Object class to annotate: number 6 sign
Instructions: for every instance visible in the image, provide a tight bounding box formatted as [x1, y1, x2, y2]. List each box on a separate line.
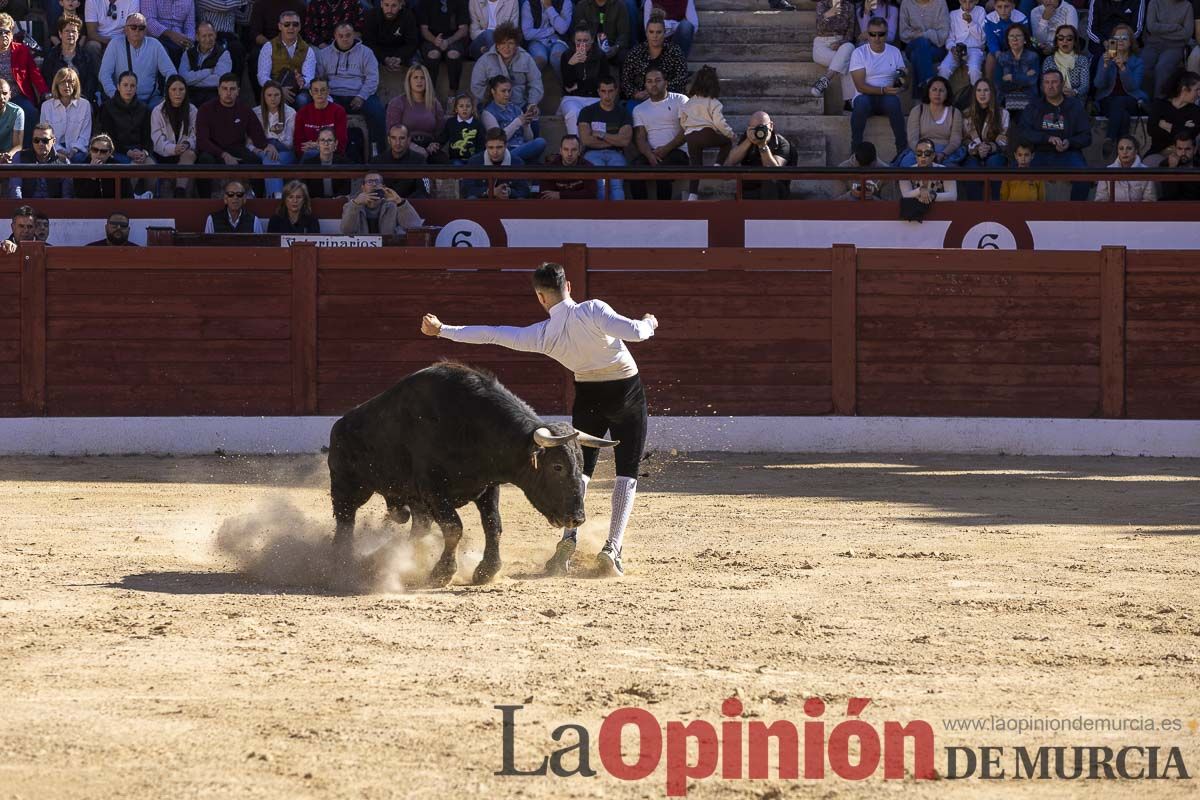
[436, 219, 492, 248]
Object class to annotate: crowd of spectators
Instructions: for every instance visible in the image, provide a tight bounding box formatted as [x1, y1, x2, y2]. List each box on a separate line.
[0, 0, 1195, 210]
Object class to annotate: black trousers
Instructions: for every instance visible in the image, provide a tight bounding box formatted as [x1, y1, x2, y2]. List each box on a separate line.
[629, 147, 688, 200]
[572, 374, 648, 479]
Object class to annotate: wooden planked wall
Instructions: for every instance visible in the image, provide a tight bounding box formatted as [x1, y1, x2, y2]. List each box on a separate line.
[0, 260, 17, 414]
[1126, 251, 1200, 418]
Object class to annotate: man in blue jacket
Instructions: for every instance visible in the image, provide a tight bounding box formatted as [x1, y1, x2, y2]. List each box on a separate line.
[1018, 69, 1092, 200]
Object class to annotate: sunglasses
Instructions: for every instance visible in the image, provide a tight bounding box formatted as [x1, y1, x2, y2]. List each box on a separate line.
[282, 21, 300, 27]
[127, 24, 146, 31]
[867, 31, 887, 38]
[915, 149, 935, 157]
[225, 191, 246, 198]
[32, 136, 53, 144]
[1112, 34, 1130, 40]
[1056, 34, 1074, 40]
[107, 0, 118, 19]
[90, 146, 111, 153]
[108, 220, 129, 228]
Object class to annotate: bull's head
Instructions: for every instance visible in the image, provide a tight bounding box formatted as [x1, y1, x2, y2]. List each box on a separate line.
[518, 423, 618, 529]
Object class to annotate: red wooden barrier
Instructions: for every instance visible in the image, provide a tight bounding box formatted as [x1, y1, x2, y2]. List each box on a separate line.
[2, 243, 1196, 419]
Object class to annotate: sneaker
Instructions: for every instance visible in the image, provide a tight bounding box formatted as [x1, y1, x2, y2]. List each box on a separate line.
[769, 0, 796, 9]
[810, 75, 830, 97]
[543, 537, 576, 576]
[133, 190, 153, 200]
[596, 543, 624, 578]
[685, 192, 699, 201]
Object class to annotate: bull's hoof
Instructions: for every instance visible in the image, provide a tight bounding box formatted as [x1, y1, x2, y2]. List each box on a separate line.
[385, 503, 411, 525]
[472, 558, 502, 585]
[427, 561, 456, 588]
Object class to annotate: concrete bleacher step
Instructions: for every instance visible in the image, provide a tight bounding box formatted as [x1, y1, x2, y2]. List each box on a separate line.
[722, 94, 823, 116]
[696, 0, 816, 9]
[691, 42, 813, 62]
[696, 10, 816, 42]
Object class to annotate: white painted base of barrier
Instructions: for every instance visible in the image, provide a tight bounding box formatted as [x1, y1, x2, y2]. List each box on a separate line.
[0, 417, 1197, 457]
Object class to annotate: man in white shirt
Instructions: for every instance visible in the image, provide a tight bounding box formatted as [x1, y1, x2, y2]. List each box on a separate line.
[848, 16, 908, 159]
[630, 68, 688, 200]
[421, 262, 659, 578]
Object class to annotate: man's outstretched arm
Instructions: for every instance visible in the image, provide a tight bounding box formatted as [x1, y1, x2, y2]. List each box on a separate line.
[421, 314, 546, 353]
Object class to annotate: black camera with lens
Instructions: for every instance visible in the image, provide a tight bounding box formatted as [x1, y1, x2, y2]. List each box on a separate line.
[751, 124, 770, 143]
[893, 68, 907, 89]
[953, 42, 967, 61]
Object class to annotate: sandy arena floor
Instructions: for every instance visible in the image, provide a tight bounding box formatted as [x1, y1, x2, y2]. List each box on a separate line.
[1, 452, 1198, 799]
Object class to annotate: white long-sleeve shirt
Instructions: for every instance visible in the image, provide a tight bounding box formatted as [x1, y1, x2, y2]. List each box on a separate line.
[947, 5, 986, 49]
[439, 297, 656, 382]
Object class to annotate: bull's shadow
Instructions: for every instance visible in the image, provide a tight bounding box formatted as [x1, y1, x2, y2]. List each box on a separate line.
[107, 570, 342, 596]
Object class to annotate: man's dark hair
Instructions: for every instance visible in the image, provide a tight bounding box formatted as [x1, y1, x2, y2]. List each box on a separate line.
[597, 75, 617, 88]
[485, 127, 507, 144]
[218, 72, 240, 86]
[532, 262, 567, 293]
[644, 68, 665, 82]
[12, 205, 34, 220]
[34, 211, 49, 222]
[853, 142, 877, 166]
[494, 21, 520, 45]
[1172, 129, 1196, 145]
[108, 211, 130, 222]
[560, 134, 580, 146]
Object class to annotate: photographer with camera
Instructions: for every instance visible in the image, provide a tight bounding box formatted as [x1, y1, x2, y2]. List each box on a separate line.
[723, 111, 799, 199]
[836, 141, 896, 200]
[848, 16, 908, 159]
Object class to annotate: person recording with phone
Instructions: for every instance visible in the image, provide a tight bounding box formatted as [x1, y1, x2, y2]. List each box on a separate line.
[723, 110, 798, 200]
[340, 171, 424, 234]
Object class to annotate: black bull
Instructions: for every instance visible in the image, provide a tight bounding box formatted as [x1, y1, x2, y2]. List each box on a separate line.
[327, 362, 616, 586]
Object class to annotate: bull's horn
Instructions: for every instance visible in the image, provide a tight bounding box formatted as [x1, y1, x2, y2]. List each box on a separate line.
[576, 430, 619, 449]
[533, 427, 579, 448]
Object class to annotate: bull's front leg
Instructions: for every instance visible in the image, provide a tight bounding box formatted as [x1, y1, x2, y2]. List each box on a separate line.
[427, 501, 464, 588]
[472, 484, 503, 585]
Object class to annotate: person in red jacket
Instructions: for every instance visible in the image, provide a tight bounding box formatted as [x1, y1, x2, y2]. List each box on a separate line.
[293, 76, 348, 157]
[0, 15, 49, 147]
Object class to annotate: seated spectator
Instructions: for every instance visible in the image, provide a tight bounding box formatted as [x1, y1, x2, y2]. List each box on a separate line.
[939, 0, 986, 86]
[418, 0, 470, 95]
[0, 79, 23, 163]
[371, 124, 430, 198]
[84, 0, 139, 59]
[898, 0, 949, 100]
[72, 133, 131, 198]
[900, 138, 958, 207]
[1030, 0, 1078, 57]
[629, 68, 688, 200]
[1086, 0, 1146, 60]
[196, 0, 250, 79]
[0, 15, 46, 145]
[982, 0, 1028, 81]
[197, 73, 280, 196]
[254, 81, 298, 197]
[293, 77, 348, 160]
[141, 0, 196, 65]
[837, 141, 894, 200]
[848, 16, 907, 159]
[365, 0, 421, 74]
[461, 127, 531, 198]
[41, 67, 92, 163]
[996, 26, 1039, 120]
[855, 0, 899, 45]
[620, 11, 689, 101]
[556, 26, 610, 135]
[642, 0, 697, 59]
[34, 211, 50, 244]
[384, 64, 445, 154]
[0, 204, 36, 254]
[1095, 134, 1156, 200]
[1158, 130, 1200, 200]
[267, 180, 321, 233]
[302, 127, 354, 198]
[680, 65, 736, 201]
[1093, 23, 1147, 159]
[317, 22, 386, 160]
[1018, 68, 1091, 200]
[9, 123, 72, 199]
[257, 10, 316, 107]
[303, 0, 364, 49]
[341, 171, 425, 231]
[522, 0, 572, 78]
[540, 134, 597, 199]
[99, 13, 174, 106]
[205, 180, 265, 233]
[812, 0, 862, 102]
[180, 21, 232, 107]
[897, 76, 964, 166]
[436, 92, 486, 164]
[249, 0, 308, 61]
[87, 211, 138, 245]
[962, 77, 1010, 198]
[468, 0, 519, 59]
[481, 75, 546, 162]
[99, 72, 155, 168]
[1042, 24, 1090, 98]
[724, 111, 799, 199]
[470, 23, 544, 113]
[42, 15, 101, 106]
[151, 75, 198, 197]
[573, 0, 632, 67]
[1144, 71, 1200, 165]
[577, 76, 631, 200]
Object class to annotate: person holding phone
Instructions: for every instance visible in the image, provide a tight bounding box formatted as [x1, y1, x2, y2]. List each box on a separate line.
[556, 24, 609, 135]
[340, 171, 425, 234]
[1093, 22, 1146, 159]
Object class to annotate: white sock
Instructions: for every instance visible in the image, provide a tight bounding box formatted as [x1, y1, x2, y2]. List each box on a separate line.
[563, 474, 590, 541]
[606, 477, 637, 555]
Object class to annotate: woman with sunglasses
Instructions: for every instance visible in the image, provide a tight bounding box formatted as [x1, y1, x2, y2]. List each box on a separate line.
[1030, 0, 1078, 56]
[72, 133, 133, 198]
[0, 13, 48, 147]
[41, 14, 101, 107]
[41, 67, 92, 163]
[151, 75, 198, 197]
[1093, 22, 1147, 159]
[1041, 24, 1090, 99]
[900, 136, 958, 205]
